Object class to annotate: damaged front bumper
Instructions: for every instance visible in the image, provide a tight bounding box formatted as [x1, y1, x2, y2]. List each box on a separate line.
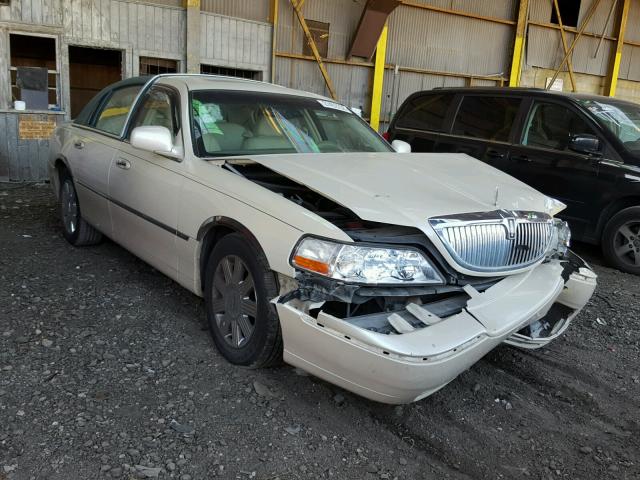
[275, 254, 596, 404]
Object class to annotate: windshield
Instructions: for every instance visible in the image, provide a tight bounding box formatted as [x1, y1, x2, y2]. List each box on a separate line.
[578, 98, 640, 155]
[190, 90, 392, 157]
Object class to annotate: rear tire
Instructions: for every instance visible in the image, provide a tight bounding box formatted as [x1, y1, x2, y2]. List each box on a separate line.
[204, 233, 282, 368]
[602, 206, 640, 275]
[59, 171, 103, 246]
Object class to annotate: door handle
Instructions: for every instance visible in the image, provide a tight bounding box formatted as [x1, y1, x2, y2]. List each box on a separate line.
[116, 158, 131, 170]
[512, 155, 531, 163]
[486, 149, 505, 159]
[74, 140, 84, 149]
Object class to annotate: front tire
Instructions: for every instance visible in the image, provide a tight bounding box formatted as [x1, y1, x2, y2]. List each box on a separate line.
[59, 172, 103, 246]
[204, 233, 282, 368]
[602, 206, 640, 275]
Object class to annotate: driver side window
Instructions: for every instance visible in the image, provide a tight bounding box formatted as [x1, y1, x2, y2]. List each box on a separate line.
[522, 102, 596, 152]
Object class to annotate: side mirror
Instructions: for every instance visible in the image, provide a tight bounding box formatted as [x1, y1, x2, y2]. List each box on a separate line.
[131, 126, 174, 155]
[391, 139, 412, 153]
[568, 134, 600, 155]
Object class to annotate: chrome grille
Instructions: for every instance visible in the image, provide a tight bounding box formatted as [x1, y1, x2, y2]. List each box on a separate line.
[429, 211, 554, 273]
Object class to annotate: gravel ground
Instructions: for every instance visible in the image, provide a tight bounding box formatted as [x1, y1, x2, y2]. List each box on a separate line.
[1, 183, 639, 480]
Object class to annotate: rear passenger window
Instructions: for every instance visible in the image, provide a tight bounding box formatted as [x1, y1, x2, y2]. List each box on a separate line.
[452, 96, 521, 142]
[395, 93, 454, 132]
[94, 86, 142, 136]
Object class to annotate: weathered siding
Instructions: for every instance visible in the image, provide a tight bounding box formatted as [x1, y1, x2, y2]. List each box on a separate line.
[201, 0, 270, 23]
[0, 112, 64, 181]
[200, 12, 272, 77]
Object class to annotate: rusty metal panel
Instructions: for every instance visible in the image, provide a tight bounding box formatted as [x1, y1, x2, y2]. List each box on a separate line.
[201, 0, 271, 23]
[349, 0, 400, 59]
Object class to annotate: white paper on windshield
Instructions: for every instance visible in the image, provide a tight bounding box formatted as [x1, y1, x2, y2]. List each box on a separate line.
[317, 99, 352, 113]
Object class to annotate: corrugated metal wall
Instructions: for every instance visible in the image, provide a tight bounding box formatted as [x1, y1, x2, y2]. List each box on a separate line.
[201, 0, 271, 23]
[526, 0, 617, 78]
[200, 12, 272, 78]
[274, 0, 371, 108]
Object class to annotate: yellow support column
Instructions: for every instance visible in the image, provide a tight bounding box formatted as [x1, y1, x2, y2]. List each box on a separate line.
[270, 0, 279, 83]
[607, 0, 630, 97]
[370, 23, 388, 131]
[509, 0, 528, 87]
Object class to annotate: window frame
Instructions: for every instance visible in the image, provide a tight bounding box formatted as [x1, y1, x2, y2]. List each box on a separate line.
[518, 97, 609, 157]
[8, 31, 61, 112]
[125, 85, 182, 140]
[449, 93, 524, 144]
[90, 84, 146, 138]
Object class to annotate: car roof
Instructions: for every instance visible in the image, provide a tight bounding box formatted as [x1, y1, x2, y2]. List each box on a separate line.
[151, 74, 331, 100]
[419, 86, 638, 105]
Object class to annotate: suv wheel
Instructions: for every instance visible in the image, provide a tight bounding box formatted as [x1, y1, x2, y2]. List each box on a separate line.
[602, 206, 640, 275]
[59, 172, 103, 246]
[204, 233, 282, 368]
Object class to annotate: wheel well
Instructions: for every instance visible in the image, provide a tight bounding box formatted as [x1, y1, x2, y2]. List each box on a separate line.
[598, 197, 640, 239]
[197, 218, 266, 292]
[199, 225, 235, 290]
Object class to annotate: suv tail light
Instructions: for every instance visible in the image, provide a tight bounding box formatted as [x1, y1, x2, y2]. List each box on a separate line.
[382, 131, 390, 141]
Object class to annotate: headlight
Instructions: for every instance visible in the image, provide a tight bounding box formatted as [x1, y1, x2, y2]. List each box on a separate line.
[291, 236, 444, 285]
[548, 219, 571, 257]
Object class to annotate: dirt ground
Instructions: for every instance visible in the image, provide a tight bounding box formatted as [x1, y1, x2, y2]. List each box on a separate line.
[0, 183, 638, 480]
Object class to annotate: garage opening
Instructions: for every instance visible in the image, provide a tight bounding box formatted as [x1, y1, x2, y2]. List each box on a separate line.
[69, 46, 122, 118]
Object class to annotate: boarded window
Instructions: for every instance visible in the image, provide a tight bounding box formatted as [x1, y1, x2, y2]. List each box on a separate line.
[452, 96, 521, 142]
[550, 0, 581, 28]
[395, 94, 455, 132]
[302, 20, 329, 58]
[0, 0, 11, 6]
[200, 64, 262, 80]
[140, 57, 178, 75]
[9, 34, 58, 110]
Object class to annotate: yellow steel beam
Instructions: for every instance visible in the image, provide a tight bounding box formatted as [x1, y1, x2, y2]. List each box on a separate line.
[290, 0, 337, 99]
[552, 0, 577, 91]
[546, 0, 602, 90]
[509, 0, 528, 87]
[370, 23, 388, 131]
[607, 0, 630, 97]
[270, 0, 279, 83]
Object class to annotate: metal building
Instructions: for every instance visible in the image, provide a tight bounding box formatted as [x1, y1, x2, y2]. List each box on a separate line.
[1, 0, 638, 181]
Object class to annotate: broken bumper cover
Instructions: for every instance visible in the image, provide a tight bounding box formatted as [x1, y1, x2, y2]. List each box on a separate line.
[276, 258, 596, 404]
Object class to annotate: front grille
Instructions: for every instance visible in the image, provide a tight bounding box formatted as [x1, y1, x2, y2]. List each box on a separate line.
[429, 211, 554, 273]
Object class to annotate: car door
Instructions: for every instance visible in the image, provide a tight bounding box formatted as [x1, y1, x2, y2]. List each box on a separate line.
[434, 94, 522, 172]
[108, 85, 185, 279]
[67, 85, 142, 236]
[389, 92, 455, 152]
[508, 99, 609, 239]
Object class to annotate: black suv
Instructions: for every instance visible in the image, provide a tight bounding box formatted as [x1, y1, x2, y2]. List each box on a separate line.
[387, 87, 640, 275]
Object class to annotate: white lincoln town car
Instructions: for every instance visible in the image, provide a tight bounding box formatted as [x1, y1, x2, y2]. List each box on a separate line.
[49, 75, 597, 404]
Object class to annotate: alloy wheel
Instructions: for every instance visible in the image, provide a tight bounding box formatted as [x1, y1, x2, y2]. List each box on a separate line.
[61, 181, 79, 235]
[613, 221, 640, 267]
[211, 255, 257, 348]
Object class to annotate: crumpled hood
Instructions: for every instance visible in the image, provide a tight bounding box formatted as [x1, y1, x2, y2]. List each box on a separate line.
[246, 152, 563, 227]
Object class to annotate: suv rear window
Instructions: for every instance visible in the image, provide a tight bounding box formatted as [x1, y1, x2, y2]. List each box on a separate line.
[452, 96, 521, 142]
[395, 93, 454, 132]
